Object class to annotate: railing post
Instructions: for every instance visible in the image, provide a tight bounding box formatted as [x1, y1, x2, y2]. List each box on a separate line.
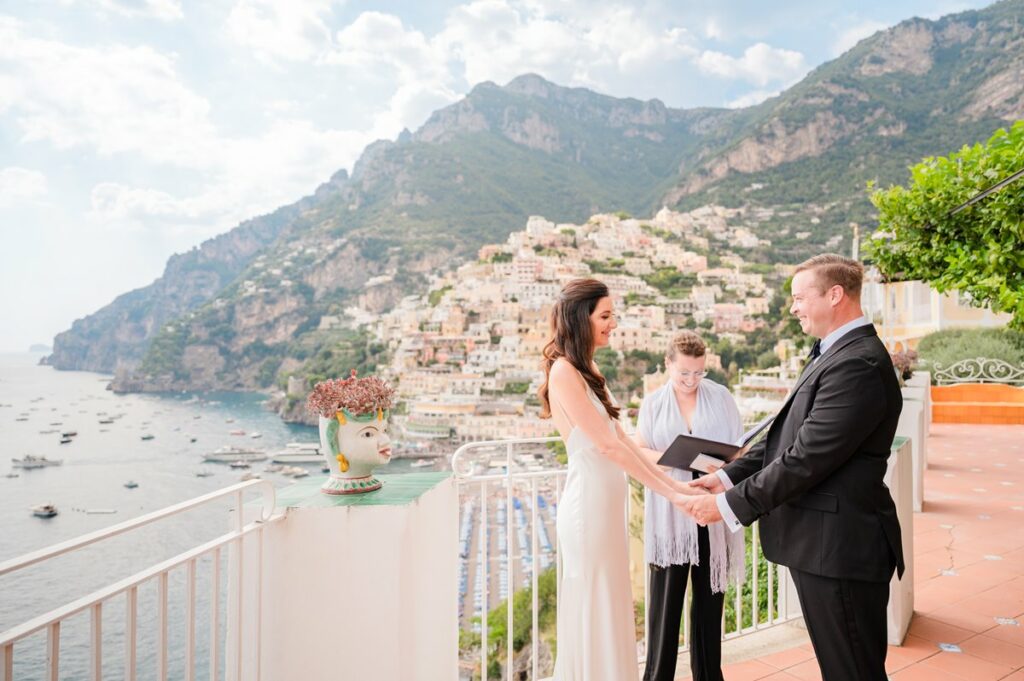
[90, 602, 102, 681]
[125, 586, 138, 681]
[46, 622, 59, 681]
[530, 477, 539, 681]
[1, 642, 11, 681]
[186, 559, 196, 681]
[210, 548, 221, 681]
[751, 530, 760, 630]
[234, 491, 244, 681]
[158, 572, 169, 681]
[480, 480, 489, 681]
[505, 442, 514, 678]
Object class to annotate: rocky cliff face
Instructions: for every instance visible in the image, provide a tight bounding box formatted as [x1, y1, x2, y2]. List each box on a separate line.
[662, 0, 1024, 254]
[55, 0, 1024, 394]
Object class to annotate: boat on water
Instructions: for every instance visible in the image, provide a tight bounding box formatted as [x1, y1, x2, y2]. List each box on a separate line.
[250, 432, 262, 439]
[239, 472, 260, 481]
[59, 438, 72, 444]
[195, 470, 214, 478]
[12, 455, 63, 468]
[61, 431, 77, 437]
[4, 472, 19, 478]
[271, 442, 322, 464]
[229, 460, 251, 469]
[229, 429, 246, 436]
[32, 504, 58, 518]
[410, 459, 434, 468]
[203, 446, 268, 463]
[141, 434, 155, 441]
[124, 481, 139, 489]
[99, 419, 114, 424]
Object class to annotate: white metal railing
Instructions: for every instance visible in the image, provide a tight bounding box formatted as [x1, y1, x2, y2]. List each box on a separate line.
[0, 480, 280, 681]
[451, 437, 798, 680]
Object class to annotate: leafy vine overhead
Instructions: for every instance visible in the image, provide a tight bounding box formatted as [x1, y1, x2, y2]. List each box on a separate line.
[869, 121, 1024, 330]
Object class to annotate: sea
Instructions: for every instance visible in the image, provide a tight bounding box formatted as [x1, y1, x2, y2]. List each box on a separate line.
[0, 352, 438, 680]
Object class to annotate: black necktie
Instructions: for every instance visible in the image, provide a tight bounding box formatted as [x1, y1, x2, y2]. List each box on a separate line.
[809, 339, 822, 360]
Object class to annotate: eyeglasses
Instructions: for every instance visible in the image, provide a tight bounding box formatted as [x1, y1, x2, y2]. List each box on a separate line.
[675, 371, 707, 381]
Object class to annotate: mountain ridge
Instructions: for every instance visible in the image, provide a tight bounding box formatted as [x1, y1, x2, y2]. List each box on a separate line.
[47, 0, 1024, 392]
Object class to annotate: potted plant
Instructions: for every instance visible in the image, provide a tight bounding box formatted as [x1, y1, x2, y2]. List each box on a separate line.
[307, 370, 396, 495]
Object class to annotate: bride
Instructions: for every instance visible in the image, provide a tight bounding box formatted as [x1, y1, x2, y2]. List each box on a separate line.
[539, 278, 702, 681]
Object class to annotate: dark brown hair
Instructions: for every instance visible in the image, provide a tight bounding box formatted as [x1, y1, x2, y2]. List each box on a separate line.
[794, 253, 864, 299]
[539, 278, 620, 420]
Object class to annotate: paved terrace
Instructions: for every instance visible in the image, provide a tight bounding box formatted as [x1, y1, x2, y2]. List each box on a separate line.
[675, 424, 1024, 680]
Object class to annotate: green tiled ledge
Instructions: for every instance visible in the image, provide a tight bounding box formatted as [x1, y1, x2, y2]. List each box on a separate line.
[274, 472, 451, 509]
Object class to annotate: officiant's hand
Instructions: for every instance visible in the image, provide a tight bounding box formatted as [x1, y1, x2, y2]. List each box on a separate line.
[680, 494, 723, 526]
[688, 473, 725, 494]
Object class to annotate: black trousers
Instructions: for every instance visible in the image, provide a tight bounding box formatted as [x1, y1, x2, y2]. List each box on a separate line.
[790, 568, 890, 681]
[643, 524, 724, 681]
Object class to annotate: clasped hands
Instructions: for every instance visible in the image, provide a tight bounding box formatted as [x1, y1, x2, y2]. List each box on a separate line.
[670, 472, 725, 526]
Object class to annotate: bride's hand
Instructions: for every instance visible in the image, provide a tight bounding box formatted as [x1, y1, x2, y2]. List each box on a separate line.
[672, 478, 707, 496]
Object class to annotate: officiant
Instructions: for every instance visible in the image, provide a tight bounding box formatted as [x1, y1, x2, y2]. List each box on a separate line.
[633, 331, 746, 681]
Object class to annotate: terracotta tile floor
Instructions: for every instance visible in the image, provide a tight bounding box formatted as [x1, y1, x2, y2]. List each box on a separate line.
[682, 424, 1024, 680]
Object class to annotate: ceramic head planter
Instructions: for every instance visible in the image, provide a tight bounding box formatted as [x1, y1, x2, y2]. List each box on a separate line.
[307, 370, 397, 495]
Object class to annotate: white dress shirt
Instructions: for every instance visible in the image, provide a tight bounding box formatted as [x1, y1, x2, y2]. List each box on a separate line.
[714, 316, 872, 532]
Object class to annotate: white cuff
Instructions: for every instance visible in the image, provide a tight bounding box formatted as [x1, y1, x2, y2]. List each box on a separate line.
[716, 468, 734, 490]
[716, 493, 744, 534]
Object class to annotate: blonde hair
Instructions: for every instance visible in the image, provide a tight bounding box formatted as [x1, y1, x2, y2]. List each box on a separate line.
[794, 253, 864, 298]
[666, 330, 706, 359]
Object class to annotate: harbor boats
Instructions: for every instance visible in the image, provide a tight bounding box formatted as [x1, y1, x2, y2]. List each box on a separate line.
[4, 472, 19, 478]
[59, 438, 72, 444]
[410, 459, 434, 468]
[31, 504, 58, 518]
[239, 471, 260, 481]
[12, 455, 62, 468]
[141, 434, 155, 441]
[61, 431, 77, 437]
[229, 460, 251, 469]
[98, 419, 114, 424]
[195, 470, 214, 478]
[229, 429, 246, 436]
[203, 446, 268, 463]
[271, 442, 322, 464]
[124, 481, 139, 489]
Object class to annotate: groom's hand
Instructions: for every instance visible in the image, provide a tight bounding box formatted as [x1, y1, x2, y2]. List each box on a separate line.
[688, 473, 725, 495]
[681, 494, 724, 526]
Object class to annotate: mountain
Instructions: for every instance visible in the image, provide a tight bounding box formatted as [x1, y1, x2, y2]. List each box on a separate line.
[47, 0, 1024, 393]
[665, 0, 1024, 259]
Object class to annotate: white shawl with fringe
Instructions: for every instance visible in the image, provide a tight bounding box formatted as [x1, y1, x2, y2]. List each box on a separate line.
[638, 379, 746, 592]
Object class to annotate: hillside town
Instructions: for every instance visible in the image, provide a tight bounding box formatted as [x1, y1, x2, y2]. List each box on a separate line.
[329, 206, 808, 444]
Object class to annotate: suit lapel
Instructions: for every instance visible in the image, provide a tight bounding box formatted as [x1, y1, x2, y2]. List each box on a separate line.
[778, 325, 878, 414]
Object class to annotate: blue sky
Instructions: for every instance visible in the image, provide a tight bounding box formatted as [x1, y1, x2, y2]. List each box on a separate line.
[0, 0, 992, 352]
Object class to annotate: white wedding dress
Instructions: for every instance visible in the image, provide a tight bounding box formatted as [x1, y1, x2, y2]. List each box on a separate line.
[553, 379, 639, 681]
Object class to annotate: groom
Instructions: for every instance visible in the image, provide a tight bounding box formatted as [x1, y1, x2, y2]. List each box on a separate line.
[684, 254, 904, 681]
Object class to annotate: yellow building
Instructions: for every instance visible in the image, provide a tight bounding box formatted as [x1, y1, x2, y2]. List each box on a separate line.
[863, 278, 1011, 351]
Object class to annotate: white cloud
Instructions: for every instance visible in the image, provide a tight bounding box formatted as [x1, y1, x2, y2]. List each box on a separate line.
[0, 17, 214, 165]
[726, 89, 781, 109]
[833, 20, 890, 56]
[0, 167, 48, 204]
[63, 0, 184, 22]
[697, 42, 808, 88]
[226, 0, 334, 63]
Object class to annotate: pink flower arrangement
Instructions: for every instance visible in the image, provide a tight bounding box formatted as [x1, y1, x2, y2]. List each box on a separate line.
[306, 369, 396, 419]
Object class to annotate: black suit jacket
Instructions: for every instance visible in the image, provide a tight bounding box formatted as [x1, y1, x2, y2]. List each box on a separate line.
[723, 324, 905, 583]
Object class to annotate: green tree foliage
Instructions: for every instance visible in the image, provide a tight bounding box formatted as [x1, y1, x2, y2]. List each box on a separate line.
[869, 122, 1024, 330]
[916, 327, 1024, 374]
